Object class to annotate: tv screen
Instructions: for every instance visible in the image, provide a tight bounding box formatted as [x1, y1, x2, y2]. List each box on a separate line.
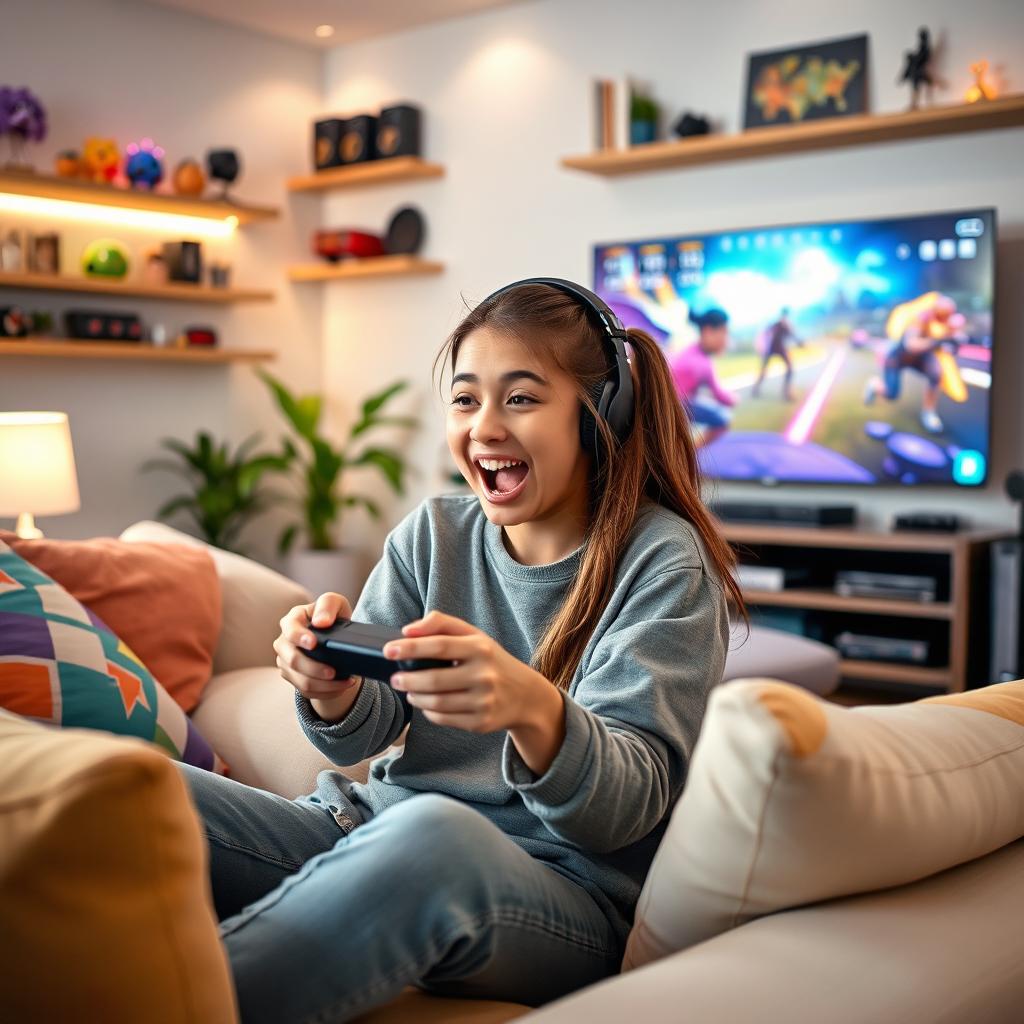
[593, 208, 995, 486]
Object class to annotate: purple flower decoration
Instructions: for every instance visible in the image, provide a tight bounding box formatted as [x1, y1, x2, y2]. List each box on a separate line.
[0, 86, 47, 164]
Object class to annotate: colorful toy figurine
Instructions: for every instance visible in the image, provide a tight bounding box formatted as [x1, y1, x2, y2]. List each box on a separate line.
[82, 137, 120, 183]
[124, 138, 165, 190]
[54, 149, 81, 177]
[965, 61, 997, 103]
[81, 238, 129, 278]
[172, 158, 206, 196]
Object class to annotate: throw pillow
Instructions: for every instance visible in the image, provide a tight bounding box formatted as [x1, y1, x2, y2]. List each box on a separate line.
[0, 708, 238, 1023]
[0, 529, 221, 713]
[0, 539, 226, 773]
[623, 677, 1024, 970]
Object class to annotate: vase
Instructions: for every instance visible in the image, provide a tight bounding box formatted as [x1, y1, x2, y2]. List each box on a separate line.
[286, 547, 366, 605]
[630, 120, 657, 145]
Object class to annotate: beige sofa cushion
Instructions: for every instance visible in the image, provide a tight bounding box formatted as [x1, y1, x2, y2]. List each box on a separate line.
[119, 521, 311, 677]
[0, 708, 237, 1023]
[624, 677, 1024, 970]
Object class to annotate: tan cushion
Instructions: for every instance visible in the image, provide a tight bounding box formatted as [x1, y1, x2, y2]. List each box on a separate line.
[119, 520, 311, 677]
[1, 529, 221, 713]
[0, 708, 237, 1023]
[624, 677, 1024, 970]
[353, 987, 530, 1023]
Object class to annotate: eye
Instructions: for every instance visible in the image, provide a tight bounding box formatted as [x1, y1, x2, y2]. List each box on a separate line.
[508, 393, 536, 406]
[450, 393, 476, 407]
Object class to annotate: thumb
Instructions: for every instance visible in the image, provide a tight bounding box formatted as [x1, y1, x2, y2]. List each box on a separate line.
[310, 592, 352, 628]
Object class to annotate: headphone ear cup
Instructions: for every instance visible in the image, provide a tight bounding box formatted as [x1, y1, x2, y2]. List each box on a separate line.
[580, 380, 607, 455]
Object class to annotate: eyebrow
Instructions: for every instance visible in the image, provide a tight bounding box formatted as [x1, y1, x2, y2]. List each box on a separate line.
[451, 370, 549, 387]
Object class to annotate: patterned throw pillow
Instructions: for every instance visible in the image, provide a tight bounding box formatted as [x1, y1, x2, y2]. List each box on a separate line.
[0, 540, 226, 773]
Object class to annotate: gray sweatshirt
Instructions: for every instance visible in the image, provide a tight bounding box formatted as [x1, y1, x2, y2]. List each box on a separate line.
[296, 494, 728, 943]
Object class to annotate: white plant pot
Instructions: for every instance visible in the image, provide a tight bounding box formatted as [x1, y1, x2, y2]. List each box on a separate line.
[286, 547, 366, 605]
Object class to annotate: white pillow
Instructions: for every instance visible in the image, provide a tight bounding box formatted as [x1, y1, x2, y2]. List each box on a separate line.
[624, 677, 1024, 970]
[120, 520, 311, 676]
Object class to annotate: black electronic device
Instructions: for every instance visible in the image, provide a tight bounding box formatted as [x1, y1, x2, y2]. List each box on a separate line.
[314, 117, 345, 170]
[712, 502, 856, 527]
[162, 240, 202, 283]
[383, 206, 424, 255]
[893, 512, 962, 532]
[64, 310, 143, 341]
[376, 104, 422, 158]
[340, 114, 377, 164]
[479, 277, 635, 470]
[306, 619, 454, 681]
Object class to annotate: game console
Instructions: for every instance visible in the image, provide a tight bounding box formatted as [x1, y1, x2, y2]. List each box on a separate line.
[835, 631, 930, 664]
[306, 619, 454, 681]
[713, 502, 856, 527]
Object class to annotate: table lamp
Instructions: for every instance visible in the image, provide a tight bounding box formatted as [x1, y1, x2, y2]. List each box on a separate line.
[0, 412, 81, 539]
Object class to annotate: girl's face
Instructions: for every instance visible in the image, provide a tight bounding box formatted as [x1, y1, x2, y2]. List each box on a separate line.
[447, 327, 591, 528]
[701, 324, 729, 354]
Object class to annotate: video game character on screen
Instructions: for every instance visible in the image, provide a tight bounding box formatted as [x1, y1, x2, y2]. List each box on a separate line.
[863, 291, 968, 435]
[670, 308, 735, 448]
[753, 306, 803, 402]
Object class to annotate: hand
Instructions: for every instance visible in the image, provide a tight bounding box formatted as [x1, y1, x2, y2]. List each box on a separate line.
[273, 592, 363, 722]
[383, 610, 553, 735]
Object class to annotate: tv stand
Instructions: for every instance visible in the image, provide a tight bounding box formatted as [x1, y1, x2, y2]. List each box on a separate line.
[720, 522, 1011, 694]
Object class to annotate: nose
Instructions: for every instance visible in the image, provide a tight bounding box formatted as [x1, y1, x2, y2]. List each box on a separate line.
[468, 397, 508, 444]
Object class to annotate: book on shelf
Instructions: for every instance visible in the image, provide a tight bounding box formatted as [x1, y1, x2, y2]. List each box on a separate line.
[591, 75, 650, 150]
[735, 564, 811, 592]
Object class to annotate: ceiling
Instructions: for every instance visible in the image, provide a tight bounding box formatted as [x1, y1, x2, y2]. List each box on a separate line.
[138, 0, 529, 48]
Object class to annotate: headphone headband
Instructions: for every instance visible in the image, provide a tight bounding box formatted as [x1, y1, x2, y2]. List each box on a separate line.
[478, 277, 635, 460]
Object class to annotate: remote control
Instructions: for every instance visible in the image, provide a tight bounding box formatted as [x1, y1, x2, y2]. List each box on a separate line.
[306, 618, 454, 681]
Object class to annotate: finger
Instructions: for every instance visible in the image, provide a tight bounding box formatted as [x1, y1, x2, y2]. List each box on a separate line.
[391, 663, 479, 693]
[383, 635, 480, 663]
[275, 641, 338, 680]
[405, 690, 481, 713]
[401, 610, 478, 637]
[310, 592, 352, 629]
[276, 661, 344, 699]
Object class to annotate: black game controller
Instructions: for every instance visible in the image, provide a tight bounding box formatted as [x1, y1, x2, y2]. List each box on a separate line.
[306, 618, 455, 682]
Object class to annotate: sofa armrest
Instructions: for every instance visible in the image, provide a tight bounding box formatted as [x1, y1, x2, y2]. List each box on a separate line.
[120, 521, 311, 676]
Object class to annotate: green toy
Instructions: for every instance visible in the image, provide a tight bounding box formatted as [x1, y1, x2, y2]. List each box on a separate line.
[81, 238, 129, 278]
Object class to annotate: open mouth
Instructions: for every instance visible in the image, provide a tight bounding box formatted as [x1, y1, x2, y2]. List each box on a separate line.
[474, 457, 530, 501]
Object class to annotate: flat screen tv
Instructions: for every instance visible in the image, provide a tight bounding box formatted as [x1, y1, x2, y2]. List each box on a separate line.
[593, 208, 995, 486]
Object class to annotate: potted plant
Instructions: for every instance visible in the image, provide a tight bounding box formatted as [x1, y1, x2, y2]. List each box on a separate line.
[630, 91, 660, 145]
[258, 370, 417, 598]
[142, 431, 290, 554]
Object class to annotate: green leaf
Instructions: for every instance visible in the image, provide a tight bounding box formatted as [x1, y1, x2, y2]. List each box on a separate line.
[360, 380, 408, 420]
[349, 414, 418, 439]
[350, 447, 405, 491]
[278, 523, 299, 555]
[342, 494, 382, 519]
[258, 370, 321, 441]
[156, 495, 195, 520]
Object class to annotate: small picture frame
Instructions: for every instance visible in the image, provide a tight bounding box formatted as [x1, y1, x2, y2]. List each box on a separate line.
[27, 232, 61, 275]
[743, 34, 868, 130]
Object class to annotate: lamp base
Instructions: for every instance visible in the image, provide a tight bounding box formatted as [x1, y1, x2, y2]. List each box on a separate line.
[15, 512, 43, 540]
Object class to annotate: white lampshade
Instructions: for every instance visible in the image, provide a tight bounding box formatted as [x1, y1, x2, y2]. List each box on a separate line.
[0, 412, 81, 518]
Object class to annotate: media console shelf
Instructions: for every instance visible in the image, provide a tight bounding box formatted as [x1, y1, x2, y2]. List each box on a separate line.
[720, 523, 1011, 694]
[562, 94, 1024, 177]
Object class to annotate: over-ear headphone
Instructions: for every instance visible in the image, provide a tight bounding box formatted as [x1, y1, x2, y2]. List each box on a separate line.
[479, 277, 635, 464]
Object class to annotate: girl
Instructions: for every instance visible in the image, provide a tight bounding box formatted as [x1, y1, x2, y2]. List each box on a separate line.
[180, 278, 743, 1023]
[669, 307, 735, 448]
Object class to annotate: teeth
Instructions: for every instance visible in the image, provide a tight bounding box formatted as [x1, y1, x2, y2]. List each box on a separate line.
[477, 458, 524, 471]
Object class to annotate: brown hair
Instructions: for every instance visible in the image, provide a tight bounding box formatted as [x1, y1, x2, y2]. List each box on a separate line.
[434, 283, 746, 691]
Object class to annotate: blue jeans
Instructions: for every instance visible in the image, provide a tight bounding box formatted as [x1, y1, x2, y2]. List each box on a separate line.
[178, 764, 623, 1024]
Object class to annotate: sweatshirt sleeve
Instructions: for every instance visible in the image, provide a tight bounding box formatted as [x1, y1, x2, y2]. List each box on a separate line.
[501, 565, 728, 854]
[296, 526, 425, 767]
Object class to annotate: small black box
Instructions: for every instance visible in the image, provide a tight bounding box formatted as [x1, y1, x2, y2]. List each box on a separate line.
[340, 114, 377, 164]
[65, 310, 143, 342]
[712, 502, 857, 527]
[376, 104, 421, 159]
[162, 241, 202, 284]
[314, 117, 344, 170]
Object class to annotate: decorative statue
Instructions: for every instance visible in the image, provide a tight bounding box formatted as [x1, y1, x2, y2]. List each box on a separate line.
[898, 27, 937, 109]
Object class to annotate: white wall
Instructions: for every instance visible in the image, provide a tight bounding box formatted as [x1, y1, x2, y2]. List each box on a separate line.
[321, 0, 1024, 554]
[0, 0, 323, 562]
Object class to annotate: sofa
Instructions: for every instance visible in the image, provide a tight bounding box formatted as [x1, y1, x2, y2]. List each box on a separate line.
[3, 520, 1021, 1023]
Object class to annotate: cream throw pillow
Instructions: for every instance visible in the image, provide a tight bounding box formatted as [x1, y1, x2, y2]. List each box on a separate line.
[624, 678, 1024, 970]
[0, 708, 237, 1022]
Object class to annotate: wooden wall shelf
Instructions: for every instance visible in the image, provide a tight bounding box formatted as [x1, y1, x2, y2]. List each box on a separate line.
[287, 156, 445, 193]
[0, 339, 274, 364]
[561, 94, 1024, 176]
[288, 255, 444, 282]
[0, 169, 279, 224]
[0, 270, 274, 304]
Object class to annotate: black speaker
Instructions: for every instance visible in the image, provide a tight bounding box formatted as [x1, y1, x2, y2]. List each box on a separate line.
[314, 117, 345, 170]
[162, 241, 202, 284]
[340, 115, 377, 164]
[65, 310, 143, 342]
[376, 104, 421, 159]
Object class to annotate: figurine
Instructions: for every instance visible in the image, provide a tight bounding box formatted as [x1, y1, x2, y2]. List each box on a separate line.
[898, 27, 937, 109]
[81, 238, 129, 278]
[82, 137, 120, 183]
[206, 148, 240, 199]
[172, 158, 206, 196]
[55, 150, 81, 177]
[124, 138, 165, 190]
[0, 86, 47, 170]
[672, 112, 711, 138]
[965, 60, 997, 103]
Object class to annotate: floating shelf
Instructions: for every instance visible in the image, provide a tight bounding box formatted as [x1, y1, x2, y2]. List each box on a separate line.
[744, 587, 954, 620]
[288, 255, 444, 282]
[0, 169, 279, 224]
[561, 94, 1024, 177]
[0, 339, 274, 364]
[0, 270, 274, 304]
[287, 156, 445, 193]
